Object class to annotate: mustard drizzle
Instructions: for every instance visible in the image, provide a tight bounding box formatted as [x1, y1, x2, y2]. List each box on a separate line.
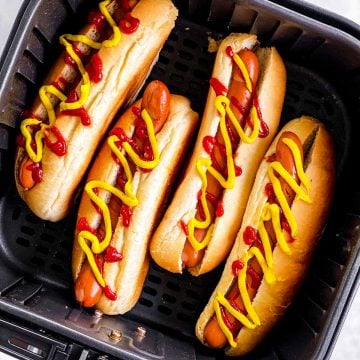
[20, 0, 122, 164]
[77, 108, 159, 289]
[214, 137, 312, 348]
[186, 51, 261, 252]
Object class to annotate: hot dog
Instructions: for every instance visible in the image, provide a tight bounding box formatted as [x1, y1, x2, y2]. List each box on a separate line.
[149, 33, 287, 275]
[196, 116, 336, 356]
[72, 80, 199, 315]
[14, 0, 178, 222]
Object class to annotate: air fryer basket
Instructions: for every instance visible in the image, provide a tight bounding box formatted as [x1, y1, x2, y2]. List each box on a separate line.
[0, 0, 359, 359]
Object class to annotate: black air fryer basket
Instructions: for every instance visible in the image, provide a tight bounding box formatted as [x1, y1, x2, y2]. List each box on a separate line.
[0, 0, 359, 359]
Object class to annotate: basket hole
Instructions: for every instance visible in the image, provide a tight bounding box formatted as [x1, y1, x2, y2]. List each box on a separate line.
[177, 312, 192, 322]
[159, 55, 170, 65]
[304, 99, 319, 112]
[189, 81, 202, 92]
[45, 222, 58, 232]
[179, 50, 193, 61]
[143, 286, 157, 296]
[33, 26, 52, 48]
[152, 67, 166, 77]
[286, 92, 300, 104]
[36, 244, 49, 255]
[24, 48, 44, 67]
[40, 233, 56, 244]
[50, 263, 65, 274]
[283, 104, 297, 118]
[152, 264, 166, 273]
[169, 32, 179, 42]
[288, 80, 305, 92]
[308, 88, 323, 99]
[16, 237, 30, 247]
[147, 274, 161, 285]
[174, 61, 188, 72]
[158, 305, 172, 315]
[139, 298, 153, 307]
[12, 206, 22, 221]
[25, 213, 40, 224]
[59, 241, 69, 250]
[162, 293, 176, 303]
[30, 256, 45, 267]
[186, 289, 200, 300]
[21, 226, 35, 236]
[164, 43, 175, 53]
[193, 68, 208, 81]
[170, 73, 185, 83]
[181, 301, 196, 312]
[166, 281, 180, 292]
[198, 57, 212, 68]
[54, 252, 66, 261]
[183, 38, 197, 49]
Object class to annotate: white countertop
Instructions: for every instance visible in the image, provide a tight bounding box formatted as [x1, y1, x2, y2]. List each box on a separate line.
[0, 0, 359, 359]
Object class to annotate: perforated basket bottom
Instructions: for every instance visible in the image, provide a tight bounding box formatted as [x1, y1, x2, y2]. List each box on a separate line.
[0, 17, 350, 352]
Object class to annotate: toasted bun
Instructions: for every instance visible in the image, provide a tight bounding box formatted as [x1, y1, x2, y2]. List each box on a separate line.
[15, 0, 178, 222]
[73, 95, 199, 314]
[196, 116, 336, 356]
[149, 33, 286, 275]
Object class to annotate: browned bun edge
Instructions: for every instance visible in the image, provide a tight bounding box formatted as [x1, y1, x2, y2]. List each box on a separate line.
[73, 94, 199, 315]
[196, 116, 336, 356]
[15, 0, 178, 222]
[149, 33, 286, 275]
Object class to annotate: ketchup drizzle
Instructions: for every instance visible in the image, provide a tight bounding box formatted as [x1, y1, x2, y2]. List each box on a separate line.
[104, 246, 123, 262]
[215, 201, 224, 217]
[247, 265, 262, 289]
[232, 259, 244, 276]
[220, 305, 239, 335]
[180, 220, 189, 236]
[265, 182, 276, 204]
[281, 216, 295, 243]
[88, 10, 106, 31]
[16, 134, 26, 148]
[61, 90, 91, 126]
[111, 128, 141, 157]
[86, 53, 103, 83]
[94, 254, 103, 272]
[103, 285, 117, 300]
[64, 44, 85, 67]
[52, 76, 69, 92]
[119, 0, 131, 12]
[225, 117, 240, 150]
[26, 162, 43, 184]
[196, 189, 224, 220]
[202, 135, 226, 175]
[244, 94, 269, 138]
[119, 13, 140, 34]
[225, 45, 234, 58]
[44, 126, 67, 156]
[209, 78, 228, 96]
[235, 165, 242, 176]
[77, 217, 97, 233]
[116, 171, 127, 191]
[120, 204, 132, 227]
[111, 107, 155, 168]
[243, 226, 258, 246]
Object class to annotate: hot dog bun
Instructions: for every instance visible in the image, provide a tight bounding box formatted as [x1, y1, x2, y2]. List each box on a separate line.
[72, 83, 199, 315]
[196, 116, 336, 356]
[149, 33, 286, 275]
[15, 0, 178, 222]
